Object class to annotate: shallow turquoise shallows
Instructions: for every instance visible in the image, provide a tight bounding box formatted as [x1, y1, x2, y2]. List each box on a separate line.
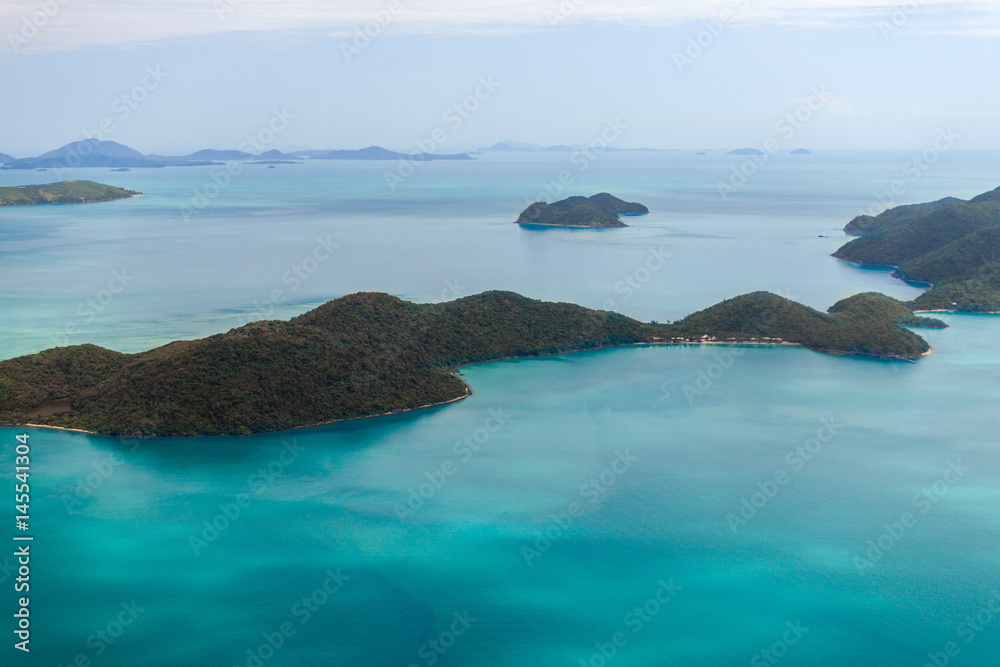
[1, 151, 999, 665]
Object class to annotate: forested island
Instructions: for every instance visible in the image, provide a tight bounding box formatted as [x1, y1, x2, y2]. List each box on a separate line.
[516, 193, 649, 228]
[0, 291, 940, 436]
[0, 180, 140, 206]
[835, 186, 1000, 312]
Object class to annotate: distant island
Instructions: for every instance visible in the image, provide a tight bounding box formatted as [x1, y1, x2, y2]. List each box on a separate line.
[0, 180, 139, 206]
[1, 140, 474, 170]
[303, 146, 473, 161]
[0, 290, 940, 436]
[728, 148, 766, 156]
[516, 193, 649, 228]
[2, 140, 220, 169]
[790, 148, 812, 155]
[480, 140, 665, 153]
[834, 186, 1000, 312]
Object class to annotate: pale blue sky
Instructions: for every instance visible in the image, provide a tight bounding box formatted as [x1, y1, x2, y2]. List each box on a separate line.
[1, 0, 998, 155]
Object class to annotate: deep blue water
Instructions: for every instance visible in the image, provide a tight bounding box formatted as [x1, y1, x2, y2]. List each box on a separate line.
[1, 151, 999, 666]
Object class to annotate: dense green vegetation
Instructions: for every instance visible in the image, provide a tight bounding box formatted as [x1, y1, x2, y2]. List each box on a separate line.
[844, 197, 964, 235]
[0, 180, 140, 206]
[674, 292, 941, 359]
[834, 186, 1000, 312]
[0, 291, 936, 436]
[516, 193, 648, 228]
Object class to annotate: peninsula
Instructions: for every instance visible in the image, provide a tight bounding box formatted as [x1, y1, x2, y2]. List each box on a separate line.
[0, 291, 940, 436]
[0, 180, 140, 206]
[516, 193, 649, 228]
[834, 186, 1000, 312]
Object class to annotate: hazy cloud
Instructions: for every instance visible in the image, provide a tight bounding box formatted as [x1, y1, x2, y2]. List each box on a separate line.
[2, 0, 999, 53]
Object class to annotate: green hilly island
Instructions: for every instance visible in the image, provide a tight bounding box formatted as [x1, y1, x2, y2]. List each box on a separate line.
[0, 291, 940, 436]
[835, 186, 1000, 312]
[516, 193, 648, 228]
[0, 180, 140, 206]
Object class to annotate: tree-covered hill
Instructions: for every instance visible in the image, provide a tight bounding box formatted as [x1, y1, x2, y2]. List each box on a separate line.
[0, 180, 140, 206]
[834, 187, 1000, 312]
[0, 290, 937, 436]
[516, 193, 648, 228]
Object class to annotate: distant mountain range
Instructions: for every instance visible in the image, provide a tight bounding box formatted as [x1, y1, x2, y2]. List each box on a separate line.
[1, 141, 817, 168]
[0, 140, 474, 169]
[480, 140, 667, 153]
[298, 146, 472, 161]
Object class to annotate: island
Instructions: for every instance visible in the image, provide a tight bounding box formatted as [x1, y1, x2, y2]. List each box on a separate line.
[790, 148, 812, 155]
[834, 186, 1000, 312]
[0, 290, 941, 436]
[303, 146, 473, 161]
[728, 148, 766, 156]
[0, 180, 140, 206]
[516, 193, 649, 228]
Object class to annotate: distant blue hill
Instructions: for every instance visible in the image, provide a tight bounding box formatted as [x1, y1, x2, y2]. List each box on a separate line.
[0, 153, 15, 164]
[483, 140, 543, 151]
[728, 148, 766, 156]
[38, 140, 145, 160]
[3, 140, 218, 169]
[306, 146, 473, 161]
[482, 140, 665, 153]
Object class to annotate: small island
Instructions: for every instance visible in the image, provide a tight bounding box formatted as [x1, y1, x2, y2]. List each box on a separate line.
[728, 148, 766, 156]
[790, 148, 812, 155]
[0, 180, 140, 206]
[516, 193, 649, 228]
[0, 290, 940, 436]
[834, 186, 1000, 312]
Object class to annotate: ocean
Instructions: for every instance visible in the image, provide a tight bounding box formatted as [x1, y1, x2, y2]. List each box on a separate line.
[1, 150, 998, 665]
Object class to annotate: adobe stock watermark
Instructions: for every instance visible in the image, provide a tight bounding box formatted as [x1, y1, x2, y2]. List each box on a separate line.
[522, 117, 627, 205]
[385, 75, 502, 191]
[521, 449, 638, 566]
[878, 0, 925, 39]
[599, 246, 672, 312]
[659, 287, 798, 406]
[395, 408, 511, 519]
[350, 276, 468, 389]
[727, 418, 842, 534]
[214, 0, 243, 21]
[229, 235, 340, 328]
[546, 0, 581, 26]
[189, 439, 305, 556]
[6, 0, 72, 54]
[579, 578, 682, 667]
[61, 449, 136, 514]
[717, 86, 832, 201]
[854, 459, 969, 574]
[50, 268, 134, 347]
[750, 620, 809, 667]
[180, 108, 295, 222]
[340, 1, 403, 62]
[407, 610, 477, 667]
[56, 600, 145, 667]
[234, 568, 349, 667]
[673, 0, 751, 73]
[921, 588, 1000, 667]
[850, 127, 960, 226]
[83, 66, 168, 143]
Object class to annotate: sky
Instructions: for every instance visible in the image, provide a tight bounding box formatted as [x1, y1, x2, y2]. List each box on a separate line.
[1, 0, 999, 155]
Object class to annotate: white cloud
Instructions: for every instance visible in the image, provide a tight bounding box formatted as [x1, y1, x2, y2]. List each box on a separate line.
[1, 0, 998, 53]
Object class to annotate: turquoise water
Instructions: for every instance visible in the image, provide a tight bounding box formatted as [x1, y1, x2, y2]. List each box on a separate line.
[1, 152, 999, 665]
